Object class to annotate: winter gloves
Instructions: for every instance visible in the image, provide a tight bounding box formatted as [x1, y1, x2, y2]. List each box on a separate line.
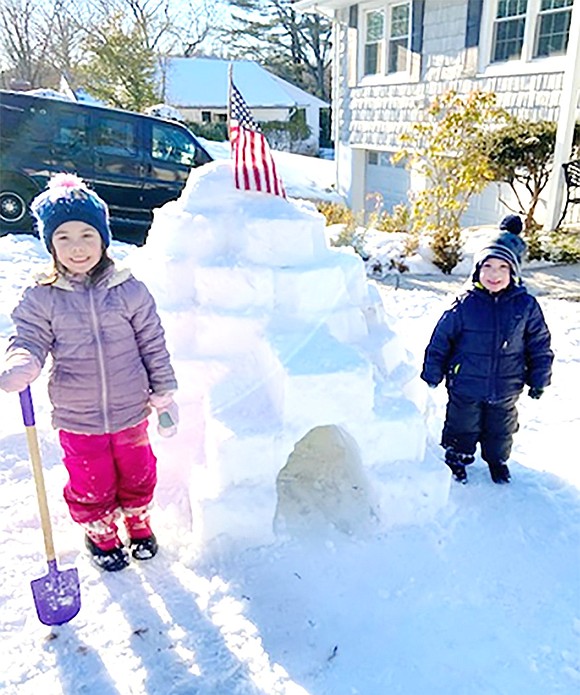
[0, 348, 41, 393]
[150, 392, 179, 437]
[528, 386, 544, 399]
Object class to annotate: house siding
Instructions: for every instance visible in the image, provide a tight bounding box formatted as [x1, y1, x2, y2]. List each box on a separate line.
[333, 1, 568, 222]
[340, 1, 564, 150]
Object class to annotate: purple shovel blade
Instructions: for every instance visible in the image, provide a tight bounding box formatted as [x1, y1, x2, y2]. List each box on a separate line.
[30, 559, 81, 626]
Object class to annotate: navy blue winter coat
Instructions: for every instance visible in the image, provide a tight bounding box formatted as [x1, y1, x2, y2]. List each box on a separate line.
[421, 283, 553, 402]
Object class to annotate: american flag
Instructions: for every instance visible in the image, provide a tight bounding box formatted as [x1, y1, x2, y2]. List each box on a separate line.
[229, 80, 286, 198]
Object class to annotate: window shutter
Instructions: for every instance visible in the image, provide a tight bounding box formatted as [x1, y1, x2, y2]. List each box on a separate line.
[349, 4, 358, 29]
[465, 0, 483, 48]
[409, 0, 425, 81]
[347, 5, 359, 88]
[411, 0, 425, 55]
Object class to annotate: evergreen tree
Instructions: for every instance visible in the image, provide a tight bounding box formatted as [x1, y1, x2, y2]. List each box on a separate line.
[78, 13, 158, 111]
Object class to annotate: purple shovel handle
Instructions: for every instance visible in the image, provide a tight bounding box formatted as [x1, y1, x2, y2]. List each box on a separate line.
[19, 386, 35, 427]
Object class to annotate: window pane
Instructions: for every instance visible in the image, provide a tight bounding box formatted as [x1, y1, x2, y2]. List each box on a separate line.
[540, 0, 572, 10]
[497, 0, 528, 19]
[55, 112, 89, 147]
[391, 4, 409, 38]
[152, 124, 197, 166]
[365, 43, 380, 75]
[387, 3, 409, 74]
[535, 1, 573, 57]
[492, 0, 526, 65]
[364, 10, 384, 75]
[388, 38, 408, 73]
[96, 119, 137, 155]
[366, 10, 384, 41]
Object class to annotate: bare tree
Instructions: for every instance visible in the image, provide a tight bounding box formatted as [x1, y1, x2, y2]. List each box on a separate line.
[0, 0, 53, 87]
[225, 0, 332, 100]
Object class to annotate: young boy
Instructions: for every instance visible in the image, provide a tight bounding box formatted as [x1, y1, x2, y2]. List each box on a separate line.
[421, 215, 553, 484]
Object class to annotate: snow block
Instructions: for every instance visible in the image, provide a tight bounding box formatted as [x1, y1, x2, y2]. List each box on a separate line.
[191, 265, 275, 312]
[348, 403, 427, 467]
[168, 310, 266, 358]
[241, 217, 330, 266]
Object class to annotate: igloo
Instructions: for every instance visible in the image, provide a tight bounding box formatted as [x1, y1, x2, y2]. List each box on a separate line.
[129, 161, 448, 544]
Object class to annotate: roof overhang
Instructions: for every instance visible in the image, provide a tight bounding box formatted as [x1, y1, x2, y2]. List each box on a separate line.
[294, 0, 351, 18]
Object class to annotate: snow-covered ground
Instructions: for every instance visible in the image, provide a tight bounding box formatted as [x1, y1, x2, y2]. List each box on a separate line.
[1, 150, 579, 695]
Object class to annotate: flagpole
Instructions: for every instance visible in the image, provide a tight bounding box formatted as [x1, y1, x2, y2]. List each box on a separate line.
[227, 63, 233, 138]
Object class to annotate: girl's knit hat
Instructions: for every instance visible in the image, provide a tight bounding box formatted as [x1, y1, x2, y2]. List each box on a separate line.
[473, 214, 526, 280]
[30, 173, 111, 250]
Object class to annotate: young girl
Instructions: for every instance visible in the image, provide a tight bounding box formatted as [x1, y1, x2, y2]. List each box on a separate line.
[0, 174, 178, 571]
[421, 215, 553, 484]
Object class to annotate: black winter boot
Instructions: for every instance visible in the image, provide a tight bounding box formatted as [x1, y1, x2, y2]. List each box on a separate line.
[85, 535, 130, 572]
[488, 461, 511, 484]
[130, 533, 158, 560]
[445, 448, 474, 484]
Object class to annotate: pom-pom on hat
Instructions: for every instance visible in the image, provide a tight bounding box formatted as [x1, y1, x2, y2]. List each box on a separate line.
[499, 213, 523, 235]
[473, 214, 526, 282]
[30, 173, 111, 250]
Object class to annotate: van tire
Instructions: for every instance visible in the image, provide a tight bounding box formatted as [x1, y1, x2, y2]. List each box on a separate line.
[0, 180, 37, 234]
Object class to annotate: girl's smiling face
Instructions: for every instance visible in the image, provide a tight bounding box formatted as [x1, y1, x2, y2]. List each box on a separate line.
[479, 257, 512, 293]
[52, 221, 103, 274]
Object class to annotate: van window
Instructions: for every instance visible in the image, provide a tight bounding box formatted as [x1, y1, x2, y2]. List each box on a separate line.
[96, 117, 138, 156]
[152, 123, 198, 167]
[54, 111, 89, 148]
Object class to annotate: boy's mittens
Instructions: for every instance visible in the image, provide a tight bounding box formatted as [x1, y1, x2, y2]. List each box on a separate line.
[0, 349, 41, 393]
[528, 386, 544, 399]
[150, 392, 179, 437]
[426, 382, 439, 389]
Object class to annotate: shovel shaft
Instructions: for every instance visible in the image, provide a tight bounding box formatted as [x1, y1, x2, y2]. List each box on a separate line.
[19, 388, 56, 562]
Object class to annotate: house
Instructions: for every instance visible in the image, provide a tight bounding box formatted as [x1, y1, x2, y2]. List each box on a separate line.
[295, 0, 580, 227]
[158, 57, 329, 154]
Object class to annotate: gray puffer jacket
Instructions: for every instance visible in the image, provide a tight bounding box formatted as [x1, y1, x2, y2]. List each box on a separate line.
[9, 264, 177, 434]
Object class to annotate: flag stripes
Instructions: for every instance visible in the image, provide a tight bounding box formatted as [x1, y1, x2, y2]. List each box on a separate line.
[229, 81, 286, 198]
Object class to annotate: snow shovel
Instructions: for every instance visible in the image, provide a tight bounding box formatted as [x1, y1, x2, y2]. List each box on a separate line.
[19, 386, 81, 626]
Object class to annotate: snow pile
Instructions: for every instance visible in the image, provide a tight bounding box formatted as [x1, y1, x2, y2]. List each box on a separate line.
[129, 161, 448, 545]
[144, 104, 185, 122]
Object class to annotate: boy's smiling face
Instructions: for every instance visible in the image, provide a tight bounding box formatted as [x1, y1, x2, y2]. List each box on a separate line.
[479, 257, 512, 293]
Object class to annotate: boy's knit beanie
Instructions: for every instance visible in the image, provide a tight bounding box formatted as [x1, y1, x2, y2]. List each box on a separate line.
[473, 214, 526, 281]
[30, 173, 111, 250]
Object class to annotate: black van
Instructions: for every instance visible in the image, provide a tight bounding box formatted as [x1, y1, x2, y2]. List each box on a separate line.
[0, 90, 212, 244]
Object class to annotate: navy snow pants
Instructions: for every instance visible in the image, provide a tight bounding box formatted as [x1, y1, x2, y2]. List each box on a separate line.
[441, 391, 519, 465]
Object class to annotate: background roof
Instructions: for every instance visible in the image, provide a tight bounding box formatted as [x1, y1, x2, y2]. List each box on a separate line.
[162, 57, 328, 109]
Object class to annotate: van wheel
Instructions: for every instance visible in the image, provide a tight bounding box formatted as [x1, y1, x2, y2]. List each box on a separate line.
[0, 185, 35, 232]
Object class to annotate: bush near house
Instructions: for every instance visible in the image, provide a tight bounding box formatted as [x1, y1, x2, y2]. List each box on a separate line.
[187, 121, 228, 141]
[482, 118, 580, 259]
[394, 90, 509, 274]
[186, 109, 312, 152]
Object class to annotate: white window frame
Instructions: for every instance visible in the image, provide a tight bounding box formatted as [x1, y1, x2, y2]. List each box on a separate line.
[360, 0, 412, 85]
[479, 0, 572, 75]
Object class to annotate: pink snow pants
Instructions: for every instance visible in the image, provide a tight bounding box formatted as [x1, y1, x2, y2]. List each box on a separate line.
[59, 420, 157, 526]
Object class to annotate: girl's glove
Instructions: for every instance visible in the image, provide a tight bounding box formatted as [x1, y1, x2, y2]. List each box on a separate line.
[150, 392, 179, 437]
[528, 386, 544, 399]
[0, 349, 41, 393]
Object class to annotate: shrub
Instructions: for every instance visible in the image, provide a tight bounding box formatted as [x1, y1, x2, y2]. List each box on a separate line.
[374, 203, 411, 234]
[187, 121, 228, 142]
[483, 119, 556, 234]
[316, 200, 355, 226]
[395, 90, 509, 273]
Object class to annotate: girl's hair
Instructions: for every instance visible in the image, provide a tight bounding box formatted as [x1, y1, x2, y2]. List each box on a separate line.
[42, 246, 114, 285]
